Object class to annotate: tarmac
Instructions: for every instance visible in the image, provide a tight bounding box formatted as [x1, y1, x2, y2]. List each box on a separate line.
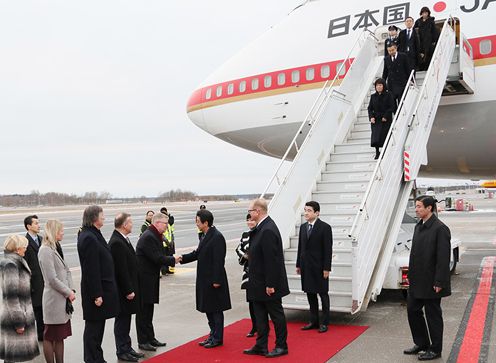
[0, 193, 495, 362]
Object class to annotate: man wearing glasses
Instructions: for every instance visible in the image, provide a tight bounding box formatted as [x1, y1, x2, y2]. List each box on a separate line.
[243, 199, 289, 358]
[135, 213, 180, 352]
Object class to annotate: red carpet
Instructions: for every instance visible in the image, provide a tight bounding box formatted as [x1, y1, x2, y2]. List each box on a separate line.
[145, 319, 368, 363]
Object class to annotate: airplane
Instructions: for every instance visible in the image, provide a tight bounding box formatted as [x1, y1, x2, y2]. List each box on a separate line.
[186, 0, 496, 180]
[480, 180, 496, 188]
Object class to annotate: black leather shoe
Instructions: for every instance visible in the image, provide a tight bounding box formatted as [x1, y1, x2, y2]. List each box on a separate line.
[403, 345, 427, 355]
[129, 349, 145, 358]
[318, 324, 328, 333]
[117, 352, 139, 362]
[301, 323, 319, 330]
[418, 350, 441, 360]
[150, 338, 166, 347]
[198, 338, 212, 346]
[138, 343, 156, 351]
[243, 346, 268, 356]
[246, 328, 256, 337]
[265, 347, 289, 358]
[204, 340, 223, 348]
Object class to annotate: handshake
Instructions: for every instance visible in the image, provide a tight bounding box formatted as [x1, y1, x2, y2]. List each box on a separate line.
[174, 254, 182, 264]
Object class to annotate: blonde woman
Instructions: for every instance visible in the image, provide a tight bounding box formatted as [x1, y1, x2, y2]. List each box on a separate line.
[0, 235, 40, 362]
[38, 220, 75, 363]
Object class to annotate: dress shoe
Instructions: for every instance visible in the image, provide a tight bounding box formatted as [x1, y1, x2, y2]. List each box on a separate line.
[265, 347, 289, 358]
[318, 324, 328, 333]
[301, 323, 319, 330]
[198, 338, 212, 346]
[246, 328, 256, 337]
[129, 349, 145, 358]
[243, 346, 268, 356]
[403, 345, 427, 355]
[150, 338, 167, 347]
[117, 352, 139, 362]
[418, 350, 441, 360]
[138, 343, 156, 351]
[204, 340, 223, 348]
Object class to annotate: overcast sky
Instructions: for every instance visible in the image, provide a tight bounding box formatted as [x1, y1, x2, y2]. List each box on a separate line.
[0, 0, 305, 197]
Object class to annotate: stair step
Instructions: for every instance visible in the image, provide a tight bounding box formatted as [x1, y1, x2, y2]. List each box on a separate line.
[330, 151, 375, 163]
[349, 130, 371, 139]
[284, 247, 352, 263]
[319, 202, 361, 214]
[316, 180, 368, 192]
[286, 275, 353, 292]
[286, 261, 352, 277]
[310, 190, 365, 204]
[325, 160, 376, 173]
[321, 170, 373, 182]
[289, 235, 353, 249]
[353, 123, 371, 132]
[283, 290, 352, 311]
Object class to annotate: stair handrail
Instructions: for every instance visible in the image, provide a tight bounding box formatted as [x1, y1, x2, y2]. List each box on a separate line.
[260, 29, 375, 198]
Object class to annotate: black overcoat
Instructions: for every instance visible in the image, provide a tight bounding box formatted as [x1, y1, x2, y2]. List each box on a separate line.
[398, 28, 420, 69]
[23, 233, 44, 308]
[181, 226, 231, 313]
[408, 214, 452, 299]
[382, 51, 412, 98]
[246, 216, 290, 302]
[415, 16, 439, 70]
[77, 226, 119, 321]
[368, 91, 396, 147]
[296, 219, 333, 294]
[109, 230, 140, 315]
[135, 225, 175, 304]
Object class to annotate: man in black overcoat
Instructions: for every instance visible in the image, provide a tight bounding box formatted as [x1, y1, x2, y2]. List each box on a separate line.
[244, 199, 289, 358]
[404, 196, 451, 361]
[398, 17, 420, 72]
[382, 43, 412, 105]
[77, 205, 120, 363]
[180, 209, 231, 348]
[109, 213, 144, 362]
[296, 201, 333, 333]
[135, 212, 177, 351]
[23, 214, 45, 341]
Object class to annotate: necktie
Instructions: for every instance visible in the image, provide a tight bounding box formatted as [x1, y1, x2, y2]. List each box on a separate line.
[408, 29, 411, 39]
[126, 237, 132, 246]
[392, 55, 395, 62]
[34, 236, 39, 246]
[307, 224, 313, 238]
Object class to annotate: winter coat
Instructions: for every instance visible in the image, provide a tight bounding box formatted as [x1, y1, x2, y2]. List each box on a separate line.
[408, 214, 452, 299]
[23, 233, 44, 308]
[368, 91, 396, 147]
[77, 226, 120, 321]
[0, 252, 40, 362]
[296, 219, 333, 294]
[38, 245, 74, 324]
[181, 226, 232, 313]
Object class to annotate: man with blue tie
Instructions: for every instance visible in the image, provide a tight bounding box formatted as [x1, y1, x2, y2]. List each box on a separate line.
[296, 201, 333, 333]
[23, 214, 45, 341]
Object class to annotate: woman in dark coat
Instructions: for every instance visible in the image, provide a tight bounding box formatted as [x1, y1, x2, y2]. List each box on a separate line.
[181, 209, 231, 348]
[415, 7, 439, 71]
[0, 235, 40, 362]
[235, 214, 258, 337]
[368, 78, 396, 159]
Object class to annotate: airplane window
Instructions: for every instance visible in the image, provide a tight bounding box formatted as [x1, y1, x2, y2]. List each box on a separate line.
[227, 83, 234, 95]
[336, 62, 346, 76]
[306, 67, 315, 81]
[216, 85, 222, 97]
[239, 81, 246, 93]
[264, 75, 272, 88]
[321, 65, 330, 78]
[205, 88, 212, 100]
[251, 78, 259, 91]
[480, 39, 492, 55]
[291, 70, 300, 83]
[277, 73, 286, 86]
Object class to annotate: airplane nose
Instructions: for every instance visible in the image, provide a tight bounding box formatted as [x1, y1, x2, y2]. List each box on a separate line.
[186, 88, 207, 131]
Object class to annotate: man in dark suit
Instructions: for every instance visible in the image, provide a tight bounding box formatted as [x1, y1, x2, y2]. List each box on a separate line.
[23, 214, 45, 341]
[382, 43, 412, 105]
[398, 17, 420, 72]
[296, 201, 333, 333]
[135, 212, 178, 351]
[78, 205, 120, 363]
[244, 199, 289, 358]
[180, 209, 231, 348]
[404, 196, 451, 361]
[109, 213, 144, 362]
[384, 25, 400, 56]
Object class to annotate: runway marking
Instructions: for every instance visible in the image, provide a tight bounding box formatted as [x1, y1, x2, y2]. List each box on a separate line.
[448, 256, 496, 363]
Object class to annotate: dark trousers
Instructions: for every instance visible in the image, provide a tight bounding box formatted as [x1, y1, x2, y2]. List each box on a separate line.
[114, 313, 133, 355]
[248, 301, 257, 331]
[407, 295, 443, 353]
[33, 305, 44, 341]
[205, 311, 224, 343]
[83, 320, 106, 363]
[253, 299, 288, 350]
[136, 303, 155, 344]
[307, 292, 330, 325]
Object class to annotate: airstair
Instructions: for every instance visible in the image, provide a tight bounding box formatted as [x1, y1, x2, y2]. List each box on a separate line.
[261, 18, 462, 313]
